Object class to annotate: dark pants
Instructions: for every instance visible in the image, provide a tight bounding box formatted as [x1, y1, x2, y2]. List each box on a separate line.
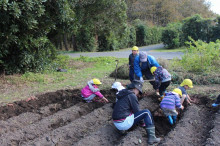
[134, 70, 157, 90]
[215, 94, 220, 104]
[129, 68, 135, 82]
[159, 81, 171, 96]
[133, 109, 154, 128]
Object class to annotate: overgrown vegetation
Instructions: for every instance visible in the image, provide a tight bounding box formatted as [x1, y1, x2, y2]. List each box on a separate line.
[162, 15, 220, 49]
[171, 39, 220, 73]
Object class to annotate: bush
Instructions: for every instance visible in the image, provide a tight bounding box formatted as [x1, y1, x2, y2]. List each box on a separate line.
[161, 22, 184, 48]
[172, 39, 220, 73]
[149, 27, 163, 44]
[182, 14, 212, 42]
[109, 64, 129, 79]
[135, 21, 148, 46]
[76, 28, 97, 52]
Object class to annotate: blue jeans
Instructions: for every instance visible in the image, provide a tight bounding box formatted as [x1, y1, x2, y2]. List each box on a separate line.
[133, 109, 154, 127]
[129, 68, 135, 82]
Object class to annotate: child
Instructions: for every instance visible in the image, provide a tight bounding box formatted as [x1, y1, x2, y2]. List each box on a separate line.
[178, 79, 194, 105]
[129, 46, 139, 82]
[160, 88, 184, 125]
[212, 94, 220, 107]
[81, 78, 109, 103]
[150, 66, 171, 101]
[111, 82, 125, 102]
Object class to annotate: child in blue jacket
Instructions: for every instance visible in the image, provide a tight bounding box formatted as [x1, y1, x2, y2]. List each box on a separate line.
[129, 46, 139, 82]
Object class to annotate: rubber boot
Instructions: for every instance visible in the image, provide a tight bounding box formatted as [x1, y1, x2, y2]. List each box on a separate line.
[172, 115, 177, 124]
[117, 130, 127, 136]
[168, 115, 173, 125]
[146, 126, 161, 145]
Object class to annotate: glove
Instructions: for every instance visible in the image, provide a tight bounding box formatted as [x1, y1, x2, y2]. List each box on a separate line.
[140, 77, 144, 83]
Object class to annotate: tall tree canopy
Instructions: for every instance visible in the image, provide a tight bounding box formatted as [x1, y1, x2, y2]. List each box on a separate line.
[126, 0, 214, 26]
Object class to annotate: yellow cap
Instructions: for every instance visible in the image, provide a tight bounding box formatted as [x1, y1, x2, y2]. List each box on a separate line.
[150, 66, 157, 74]
[132, 46, 139, 51]
[92, 78, 102, 85]
[172, 88, 182, 97]
[180, 79, 193, 88]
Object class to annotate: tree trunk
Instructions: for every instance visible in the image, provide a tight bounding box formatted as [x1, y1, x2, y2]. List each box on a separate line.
[72, 35, 77, 51]
[63, 34, 69, 51]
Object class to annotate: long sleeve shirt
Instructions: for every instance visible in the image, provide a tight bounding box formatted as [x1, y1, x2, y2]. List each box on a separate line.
[160, 92, 182, 110]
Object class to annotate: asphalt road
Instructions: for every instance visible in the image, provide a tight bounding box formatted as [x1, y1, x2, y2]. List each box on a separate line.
[66, 44, 183, 59]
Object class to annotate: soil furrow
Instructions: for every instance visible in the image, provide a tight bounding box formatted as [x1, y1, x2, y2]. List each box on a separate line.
[159, 104, 213, 146]
[0, 89, 81, 120]
[0, 102, 103, 145]
[205, 109, 220, 146]
[23, 104, 112, 146]
[0, 112, 41, 136]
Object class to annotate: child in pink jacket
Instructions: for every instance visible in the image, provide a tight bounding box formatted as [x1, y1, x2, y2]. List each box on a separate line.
[81, 78, 109, 103]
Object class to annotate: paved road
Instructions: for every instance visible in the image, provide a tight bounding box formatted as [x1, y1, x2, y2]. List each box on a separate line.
[66, 44, 183, 59]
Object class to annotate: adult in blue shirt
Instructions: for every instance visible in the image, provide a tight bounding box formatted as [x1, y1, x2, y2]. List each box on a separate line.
[134, 51, 160, 90]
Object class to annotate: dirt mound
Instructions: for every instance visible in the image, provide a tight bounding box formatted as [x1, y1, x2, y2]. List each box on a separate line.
[0, 90, 219, 145]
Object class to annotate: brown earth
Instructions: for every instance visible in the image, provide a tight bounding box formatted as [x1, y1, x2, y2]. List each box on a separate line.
[0, 89, 219, 146]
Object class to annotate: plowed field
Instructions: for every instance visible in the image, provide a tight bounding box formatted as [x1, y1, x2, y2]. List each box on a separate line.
[0, 89, 219, 146]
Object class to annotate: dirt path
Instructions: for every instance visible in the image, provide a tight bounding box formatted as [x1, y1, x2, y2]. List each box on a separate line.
[0, 90, 219, 146]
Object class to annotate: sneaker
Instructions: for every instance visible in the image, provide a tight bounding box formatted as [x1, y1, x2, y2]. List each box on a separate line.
[168, 115, 173, 125]
[212, 103, 219, 107]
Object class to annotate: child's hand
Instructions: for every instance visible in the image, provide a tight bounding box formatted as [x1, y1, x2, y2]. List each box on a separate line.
[101, 97, 109, 103]
[181, 106, 184, 110]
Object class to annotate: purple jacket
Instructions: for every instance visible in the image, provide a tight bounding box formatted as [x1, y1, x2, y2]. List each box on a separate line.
[160, 92, 182, 110]
[81, 85, 103, 99]
[154, 66, 171, 89]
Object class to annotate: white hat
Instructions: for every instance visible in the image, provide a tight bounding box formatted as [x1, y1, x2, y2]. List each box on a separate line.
[111, 82, 125, 91]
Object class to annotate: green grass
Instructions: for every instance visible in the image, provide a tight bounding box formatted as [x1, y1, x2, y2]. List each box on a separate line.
[150, 46, 186, 52]
[0, 56, 128, 104]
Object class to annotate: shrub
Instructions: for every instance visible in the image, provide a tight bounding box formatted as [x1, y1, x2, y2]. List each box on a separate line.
[182, 14, 212, 43]
[161, 22, 184, 48]
[172, 39, 220, 73]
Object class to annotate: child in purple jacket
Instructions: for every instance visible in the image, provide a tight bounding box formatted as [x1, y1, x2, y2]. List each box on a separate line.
[81, 78, 109, 103]
[150, 66, 171, 101]
[160, 88, 184, 125]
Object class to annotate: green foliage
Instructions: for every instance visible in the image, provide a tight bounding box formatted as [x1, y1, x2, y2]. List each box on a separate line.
[182, 14, 212, 42]
[0, 1, 78, 74]
[134, 20, 162, 46]
[75, 0, 127, 52]
[135, 20, 148, 46]
[149, 27, 163, 44]
[162, 22, 184, 48]
[76, 27, 97, 52]
[52, 55, 71, 70]
[172, 39, 220, 73]
[210, 16, 220, 42]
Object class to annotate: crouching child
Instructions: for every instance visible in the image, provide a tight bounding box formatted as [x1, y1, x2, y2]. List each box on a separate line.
[150, 66, 171, 101]
[160, 88, 184, 125]
[81, 78, 109, 103]
[112, 80, 160, 145]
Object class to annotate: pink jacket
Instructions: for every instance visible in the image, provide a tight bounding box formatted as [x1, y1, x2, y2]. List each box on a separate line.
[81, 85, 104, 99]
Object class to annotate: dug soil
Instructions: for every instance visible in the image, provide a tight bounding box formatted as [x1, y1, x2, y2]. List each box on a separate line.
[0, 89, 219, 146]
